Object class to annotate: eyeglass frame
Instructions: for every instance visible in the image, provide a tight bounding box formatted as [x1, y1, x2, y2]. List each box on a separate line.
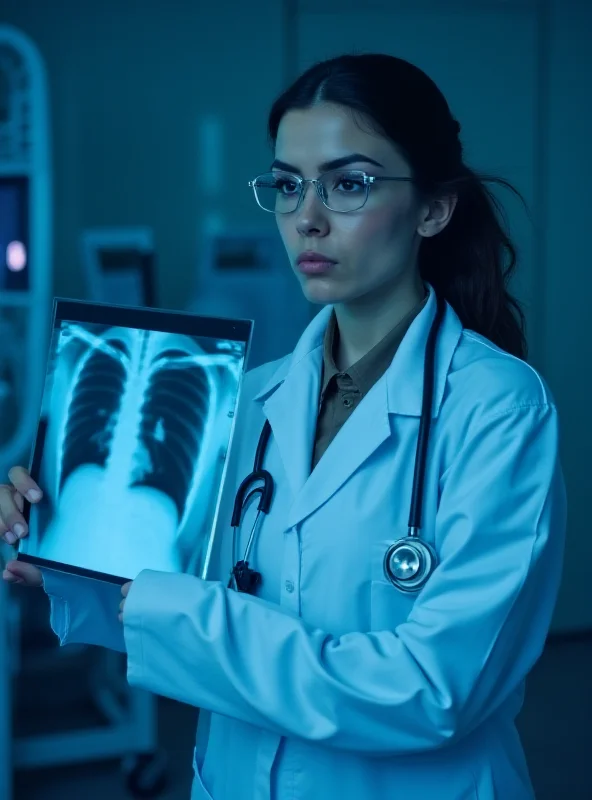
[247, 169, 415, 214]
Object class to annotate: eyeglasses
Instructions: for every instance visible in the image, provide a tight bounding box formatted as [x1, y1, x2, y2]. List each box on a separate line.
[248, 169, 414, 214]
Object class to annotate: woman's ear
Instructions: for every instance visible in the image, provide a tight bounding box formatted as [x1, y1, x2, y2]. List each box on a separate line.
[417, 194, 458, 238]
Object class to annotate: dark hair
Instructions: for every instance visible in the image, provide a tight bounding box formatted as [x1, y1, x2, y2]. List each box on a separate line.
[267, 53, 527, 360]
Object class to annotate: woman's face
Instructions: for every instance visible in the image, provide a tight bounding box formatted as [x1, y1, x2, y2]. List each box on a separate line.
[273, 103, 446, 309]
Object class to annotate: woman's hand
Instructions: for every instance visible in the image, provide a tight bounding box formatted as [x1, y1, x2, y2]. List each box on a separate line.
[119, 581, 132, 622]
[1, 466, 44, 587]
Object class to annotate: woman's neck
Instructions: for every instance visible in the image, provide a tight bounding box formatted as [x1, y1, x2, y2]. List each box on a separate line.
[333, 276, 426, 371]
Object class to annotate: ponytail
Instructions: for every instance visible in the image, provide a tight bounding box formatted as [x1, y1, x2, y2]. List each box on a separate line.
[419, 169, 528, 360]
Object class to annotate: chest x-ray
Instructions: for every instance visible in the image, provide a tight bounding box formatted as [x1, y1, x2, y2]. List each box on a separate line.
[18, 299, 252, 584]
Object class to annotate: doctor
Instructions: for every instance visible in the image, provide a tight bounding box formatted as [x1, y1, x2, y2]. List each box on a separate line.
[2, 53, 566, 799]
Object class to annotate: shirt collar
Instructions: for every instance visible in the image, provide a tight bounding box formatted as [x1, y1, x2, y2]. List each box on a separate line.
[320, 289, 430, 398]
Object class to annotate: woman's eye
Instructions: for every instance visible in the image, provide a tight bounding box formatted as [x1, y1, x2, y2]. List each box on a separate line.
[277, 180, 298, 194]
[336, 177, 364, 192]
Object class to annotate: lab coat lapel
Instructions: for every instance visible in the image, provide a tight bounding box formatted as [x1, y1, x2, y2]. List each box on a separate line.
[260, 349, 324, 498]
[285, 379, 392, 529]
[254, 306, 332, 498]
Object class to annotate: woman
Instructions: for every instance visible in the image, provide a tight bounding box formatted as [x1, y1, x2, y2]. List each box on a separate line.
[1, 53, 566, 799]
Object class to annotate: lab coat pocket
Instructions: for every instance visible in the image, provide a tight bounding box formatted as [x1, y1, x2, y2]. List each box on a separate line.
[369, 540, 417, 631]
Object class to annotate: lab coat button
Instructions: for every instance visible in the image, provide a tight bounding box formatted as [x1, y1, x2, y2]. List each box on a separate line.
[284, 580, 295, 593]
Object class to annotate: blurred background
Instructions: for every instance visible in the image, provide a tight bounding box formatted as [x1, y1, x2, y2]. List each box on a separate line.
[0, 0, 590, 797]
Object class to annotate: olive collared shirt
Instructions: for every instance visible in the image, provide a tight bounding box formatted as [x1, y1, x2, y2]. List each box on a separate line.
[311, 293, 429, 472]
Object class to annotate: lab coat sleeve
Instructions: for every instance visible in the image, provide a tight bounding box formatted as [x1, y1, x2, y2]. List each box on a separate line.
[122, 402, 566, 755]
[41, 568, 126, 652]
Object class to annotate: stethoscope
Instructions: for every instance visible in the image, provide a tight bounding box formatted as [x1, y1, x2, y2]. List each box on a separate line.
[228, 291, 446, 596]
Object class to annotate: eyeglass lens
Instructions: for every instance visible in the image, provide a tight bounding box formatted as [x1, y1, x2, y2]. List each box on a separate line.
[253, 169, 369, 213]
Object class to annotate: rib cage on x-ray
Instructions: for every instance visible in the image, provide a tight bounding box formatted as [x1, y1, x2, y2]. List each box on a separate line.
[59, 342, 127, 491]
[60, 337, 210, 525]
[46, 326, 239, 575]
[135, 348, 209, 523]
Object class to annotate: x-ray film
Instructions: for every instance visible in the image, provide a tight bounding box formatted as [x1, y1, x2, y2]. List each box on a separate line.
[17, 299, 252, 584]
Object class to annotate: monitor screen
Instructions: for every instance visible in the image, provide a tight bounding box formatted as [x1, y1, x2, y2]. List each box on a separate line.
[0, 175, 29, 292]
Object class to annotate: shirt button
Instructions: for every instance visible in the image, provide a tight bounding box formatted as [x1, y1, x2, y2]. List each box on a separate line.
[284, 580, 295, 593]
[343, 397, 353, 408]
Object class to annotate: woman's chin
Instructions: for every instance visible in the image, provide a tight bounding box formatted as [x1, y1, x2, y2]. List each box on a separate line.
[299, 276, 348, 306]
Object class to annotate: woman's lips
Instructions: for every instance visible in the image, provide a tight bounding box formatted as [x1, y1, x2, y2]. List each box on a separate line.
[296, 260, 337, 275]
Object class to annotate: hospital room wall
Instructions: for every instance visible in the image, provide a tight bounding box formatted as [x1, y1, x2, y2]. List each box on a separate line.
[543, 0, 591, 634]
[0, 0, 286, 309]
[0, 0, 589, 634]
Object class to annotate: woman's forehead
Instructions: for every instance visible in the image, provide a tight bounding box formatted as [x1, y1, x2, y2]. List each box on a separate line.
[275, 104, 406, 172]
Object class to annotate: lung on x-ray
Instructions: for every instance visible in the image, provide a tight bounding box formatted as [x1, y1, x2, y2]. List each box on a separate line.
[17, 299, 252, 584]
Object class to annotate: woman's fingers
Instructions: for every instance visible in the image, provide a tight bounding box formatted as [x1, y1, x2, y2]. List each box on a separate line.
[2, 559, 43, 587]
[0, 485, 27, 544]
[0, 467, 43, 545]
[2, 569, 25, 584]
[7, 467, 42, 503]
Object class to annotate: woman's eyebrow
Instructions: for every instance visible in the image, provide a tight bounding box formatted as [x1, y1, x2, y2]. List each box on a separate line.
[270, 153, 384, 173]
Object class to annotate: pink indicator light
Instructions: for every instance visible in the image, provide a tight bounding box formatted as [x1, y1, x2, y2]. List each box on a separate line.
[6, 241, 27, 272]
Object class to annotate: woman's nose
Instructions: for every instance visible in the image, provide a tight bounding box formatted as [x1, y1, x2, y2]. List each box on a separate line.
[295, 182, 330, 235]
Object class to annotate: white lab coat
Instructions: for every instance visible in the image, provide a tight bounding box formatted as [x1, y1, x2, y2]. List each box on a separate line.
[41, 284, 567, 799]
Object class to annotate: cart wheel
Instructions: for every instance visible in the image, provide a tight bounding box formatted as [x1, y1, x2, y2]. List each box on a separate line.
[123, 750, 168, 798]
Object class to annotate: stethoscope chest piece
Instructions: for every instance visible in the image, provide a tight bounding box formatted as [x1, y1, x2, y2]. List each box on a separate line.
[383, 535, 438, 593]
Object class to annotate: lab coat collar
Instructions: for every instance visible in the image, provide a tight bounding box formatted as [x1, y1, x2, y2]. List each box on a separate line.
[253, 305, 333, 405]
[253, 284, 461, 417]
[252, 285, 463, 522]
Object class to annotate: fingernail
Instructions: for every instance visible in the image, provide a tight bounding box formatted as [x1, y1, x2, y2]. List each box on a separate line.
[27, 489, 42, 502]
[5, 532, 16, 545]
[13, 523, 25, 538]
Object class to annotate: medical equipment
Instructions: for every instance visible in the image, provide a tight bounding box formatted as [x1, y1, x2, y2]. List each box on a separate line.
[0, 23, 52, 800]
[228, 291, 446, 595]
[80, 226, 156, 308]
[191, 221, 311, 370]
[0, 24, 164, 799]
[0, 26, 51, 485]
